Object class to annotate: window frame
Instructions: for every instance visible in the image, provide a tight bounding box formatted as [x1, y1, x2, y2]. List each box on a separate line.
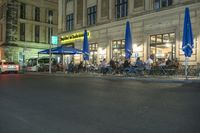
[20, 3, 26, 19]
[35, 25, 40, 43]
[87, 6, 97, 26]
[154, 0, 173, 9]
[20, 23, 25, 41]
[115, 0, 128, 19]
[66, 13, 74, 31]
[35, 7, 40, 21]
[48, 10, 53, 24]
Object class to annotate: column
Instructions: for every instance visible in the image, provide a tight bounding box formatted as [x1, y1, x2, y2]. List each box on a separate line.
[58, 0, 63, 32]
[97, 0, 101, 23]
[62, 0, 66, 31]
[109, 0, 115, 20]
[74, 0, 77, 29]
[83, 0, 87, 27]
[128, 0, 133, 15]
[145, 0, 150, 11]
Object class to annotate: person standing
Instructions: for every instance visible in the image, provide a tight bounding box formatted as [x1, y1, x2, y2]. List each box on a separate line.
[145, 56, 153, 74]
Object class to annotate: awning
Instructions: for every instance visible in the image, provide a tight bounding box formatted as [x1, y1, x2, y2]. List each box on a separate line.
[38, 46, 82, 55]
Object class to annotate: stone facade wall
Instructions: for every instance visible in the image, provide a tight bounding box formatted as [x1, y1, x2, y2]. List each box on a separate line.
[77, 0, 83, 25]
[0, 0, 58, 62]
[59, 0, 200, 65]
[101, 0, 109, 18]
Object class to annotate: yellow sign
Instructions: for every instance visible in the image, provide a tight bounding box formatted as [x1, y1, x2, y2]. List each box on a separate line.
[60, 31, 90, 44]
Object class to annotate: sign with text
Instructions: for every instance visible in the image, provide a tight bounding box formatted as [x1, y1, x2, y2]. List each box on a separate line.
[60, 31, 90, 44]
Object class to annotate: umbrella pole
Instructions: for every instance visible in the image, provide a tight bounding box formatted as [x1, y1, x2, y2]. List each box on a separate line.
[84, 60, 86, 72]
[185, 57, 188, 80]
[63, 54, 65, 73]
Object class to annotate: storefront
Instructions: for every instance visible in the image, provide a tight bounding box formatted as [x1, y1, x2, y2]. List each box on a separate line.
[112, 40, 125, 61]
[89, 43, 98, 64]
[150, 33, 176, 61]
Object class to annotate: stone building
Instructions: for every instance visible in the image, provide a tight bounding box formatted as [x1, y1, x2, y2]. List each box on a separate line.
[0, 0, 58, 63]
[58, 0, 200, 65]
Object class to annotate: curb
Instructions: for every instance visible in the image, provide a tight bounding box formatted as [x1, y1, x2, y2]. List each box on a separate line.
[24, 72, 200, 83]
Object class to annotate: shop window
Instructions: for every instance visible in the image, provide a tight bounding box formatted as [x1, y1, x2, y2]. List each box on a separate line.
[115, 0, 128, 19]
[150, 33, 175, 61]
[163, 34, 169, 43]
[156, 35, 162, 43]
[112, 40, 125, 61]
[90, 43, 98, 64]
[150, 36, 156, 44]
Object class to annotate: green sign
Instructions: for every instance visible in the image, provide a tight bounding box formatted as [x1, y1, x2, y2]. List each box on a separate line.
[51, 36, 58, 45]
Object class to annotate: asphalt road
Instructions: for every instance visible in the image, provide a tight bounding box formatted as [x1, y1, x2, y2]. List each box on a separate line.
[0, 74, 200, 133]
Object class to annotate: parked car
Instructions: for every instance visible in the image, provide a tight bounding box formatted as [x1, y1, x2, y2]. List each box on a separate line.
[0, 61, 19, 74]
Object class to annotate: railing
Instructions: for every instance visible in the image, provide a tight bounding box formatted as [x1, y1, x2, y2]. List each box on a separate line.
[60, 63, 200, 78]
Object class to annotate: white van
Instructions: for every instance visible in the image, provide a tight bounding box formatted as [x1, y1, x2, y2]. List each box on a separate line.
[26, 57, 57, 72]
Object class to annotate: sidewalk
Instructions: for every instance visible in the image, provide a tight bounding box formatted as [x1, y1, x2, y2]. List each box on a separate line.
[25, 71, 200, 83]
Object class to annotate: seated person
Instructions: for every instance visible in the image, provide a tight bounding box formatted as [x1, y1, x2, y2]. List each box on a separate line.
[123, 59, 130, 69]
[78, 61, 84, 72]
[67, 61, 74, 73]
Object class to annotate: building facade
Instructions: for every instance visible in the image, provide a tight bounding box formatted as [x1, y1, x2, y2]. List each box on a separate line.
[58, 0, 200, 65]
[0, 0, 58, 64]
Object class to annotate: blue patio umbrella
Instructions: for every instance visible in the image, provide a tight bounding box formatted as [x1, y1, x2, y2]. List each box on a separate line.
[38, 49, 51, 54]
[182, 7, 194, 57]
[82, 30, 90, 60]
[125, 21, 133, 59]
[182, 7, 194, 79]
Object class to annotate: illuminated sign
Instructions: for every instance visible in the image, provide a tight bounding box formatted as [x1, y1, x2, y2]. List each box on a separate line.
[51, 36, 58, 45]
[60, 31, 90, 44]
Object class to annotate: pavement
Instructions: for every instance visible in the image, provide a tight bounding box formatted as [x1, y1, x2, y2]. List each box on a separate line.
[0, 74, 200, 133]
[24, 71, 200, 83]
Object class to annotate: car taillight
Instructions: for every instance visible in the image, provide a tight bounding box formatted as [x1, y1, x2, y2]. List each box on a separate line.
[16, 65, 19, 70]
[3, 65, 8, 69]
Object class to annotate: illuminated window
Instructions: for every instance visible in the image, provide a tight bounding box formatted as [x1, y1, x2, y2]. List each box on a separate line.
[150, 33, 175, 60]
[112, 40, 125, 61]
[90, 43, 98, 64]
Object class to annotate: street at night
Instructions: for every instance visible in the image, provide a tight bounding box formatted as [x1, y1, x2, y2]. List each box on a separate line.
[0, 74, 200, 133]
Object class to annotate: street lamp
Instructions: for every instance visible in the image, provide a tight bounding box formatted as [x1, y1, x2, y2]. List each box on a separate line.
[49, 14, 53, 74]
